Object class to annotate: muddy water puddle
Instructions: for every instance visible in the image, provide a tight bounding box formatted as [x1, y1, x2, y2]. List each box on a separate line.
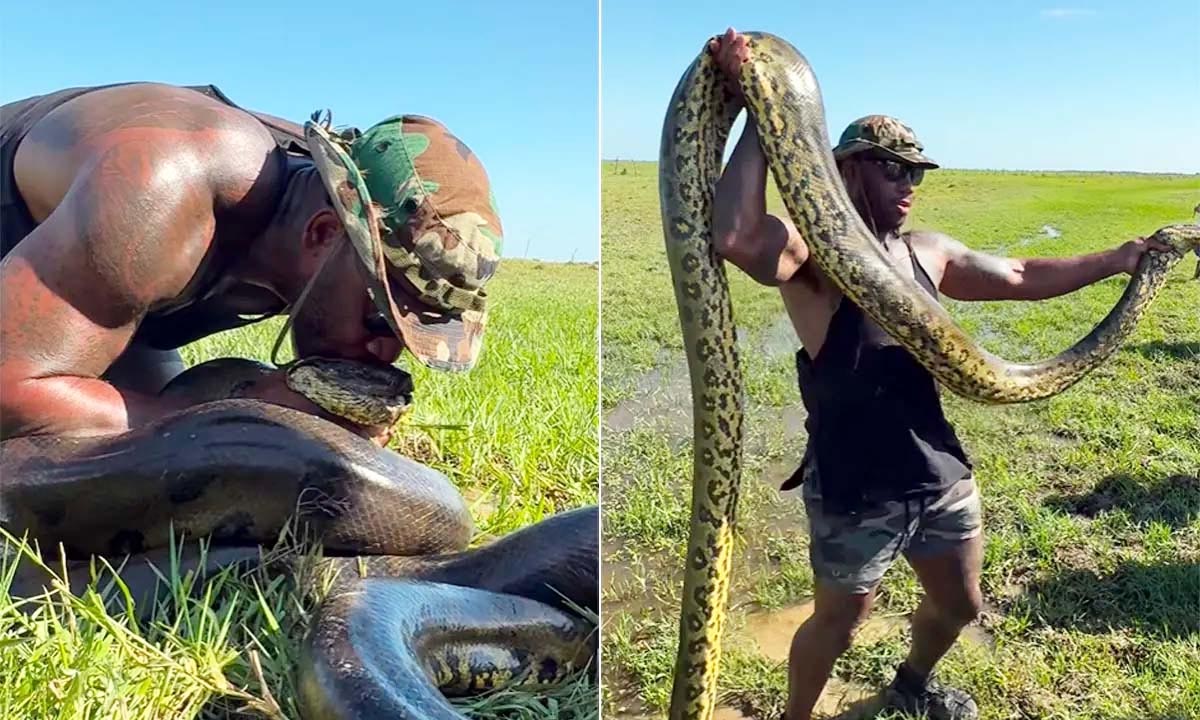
[604, 314, 803, 443]
[735, 600, 993, 718]
[602, 539, 682, 615]
[744, 601, 908, 664]
[604, 353, 693, 439]
[743, 599, 996, 658]
[960, 622, 995, 650]
[602, 311, 815, 600]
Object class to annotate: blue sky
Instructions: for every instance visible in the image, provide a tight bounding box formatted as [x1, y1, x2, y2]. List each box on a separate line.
[0, 1, 598, 262]
[603, 0, 1200, 174]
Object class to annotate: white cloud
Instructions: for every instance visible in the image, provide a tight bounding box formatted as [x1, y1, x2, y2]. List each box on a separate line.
[1041, 8, 1096, 18]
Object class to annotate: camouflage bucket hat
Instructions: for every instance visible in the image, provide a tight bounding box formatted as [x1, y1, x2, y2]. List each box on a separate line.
[306, 114, 504, 372]
[832, 115, 939, 168]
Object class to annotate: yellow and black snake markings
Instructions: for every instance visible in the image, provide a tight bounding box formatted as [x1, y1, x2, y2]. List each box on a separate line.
[3, 359, 599, 720]
[660, 30, 1200, 720]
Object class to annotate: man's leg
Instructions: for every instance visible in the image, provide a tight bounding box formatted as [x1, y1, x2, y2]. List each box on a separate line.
[904, 533, 984, 676]
[884, 477, 984, 720]
[786, 582, 875, 720]
[792, 479, 911, 720]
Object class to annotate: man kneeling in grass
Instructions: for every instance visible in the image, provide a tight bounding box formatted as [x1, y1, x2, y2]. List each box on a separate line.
[707, 28, 1168, 720]
[1, 83, 503, 443]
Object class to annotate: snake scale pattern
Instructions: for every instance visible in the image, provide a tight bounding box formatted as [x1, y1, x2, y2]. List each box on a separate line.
[0, 358, 598, 720]
[658, 31, 1200, 720]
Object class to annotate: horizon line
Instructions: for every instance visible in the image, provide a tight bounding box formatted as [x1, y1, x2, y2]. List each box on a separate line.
[599, 159, 1200, 176]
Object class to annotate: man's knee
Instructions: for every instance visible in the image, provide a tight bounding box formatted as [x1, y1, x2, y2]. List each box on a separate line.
[811, 584, 876, 648]
[929, 582, 983, 628]
[953, 584, 984, 625]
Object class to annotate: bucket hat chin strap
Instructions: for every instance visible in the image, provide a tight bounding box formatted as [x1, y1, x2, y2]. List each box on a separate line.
[269, 235, 348, 368]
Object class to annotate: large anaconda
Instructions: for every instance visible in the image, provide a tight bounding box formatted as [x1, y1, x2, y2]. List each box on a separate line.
[658, 31, 1200, 720]
[0, 358, 598, 720]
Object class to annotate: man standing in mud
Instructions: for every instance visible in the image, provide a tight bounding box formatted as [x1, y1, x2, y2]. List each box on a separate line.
[707, 28, 1168, 720]
[0, 83, 503, 442]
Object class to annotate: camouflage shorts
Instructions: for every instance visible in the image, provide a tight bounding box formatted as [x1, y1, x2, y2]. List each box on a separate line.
[802, 469, 983, 594]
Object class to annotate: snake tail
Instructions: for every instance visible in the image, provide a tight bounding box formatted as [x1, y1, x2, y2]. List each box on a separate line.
[331, 504, 600, 616]
[659, 42, 747, 720]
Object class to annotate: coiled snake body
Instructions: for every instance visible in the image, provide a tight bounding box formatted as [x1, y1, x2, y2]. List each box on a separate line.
[0, 357, 598, 720]
[659, 31, 1200, 720]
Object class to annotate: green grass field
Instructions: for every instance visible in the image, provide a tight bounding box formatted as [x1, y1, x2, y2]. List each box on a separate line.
[0, 259, 599, 720]
[600, 160, 1200, 720]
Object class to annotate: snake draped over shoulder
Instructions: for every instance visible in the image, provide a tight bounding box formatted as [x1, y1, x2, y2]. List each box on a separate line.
[658, 31, 1200, 720]
[0, 357, 598, 720]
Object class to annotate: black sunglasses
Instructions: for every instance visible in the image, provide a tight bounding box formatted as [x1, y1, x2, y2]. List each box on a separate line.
[870, 159, 925, 186]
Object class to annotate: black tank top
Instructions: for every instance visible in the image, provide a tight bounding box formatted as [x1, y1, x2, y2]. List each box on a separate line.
[0, 83, 311, 349]
[783, 235, 973, 513]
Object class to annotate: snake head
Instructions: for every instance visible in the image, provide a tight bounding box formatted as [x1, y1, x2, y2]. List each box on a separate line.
[285, 357, 414, 427]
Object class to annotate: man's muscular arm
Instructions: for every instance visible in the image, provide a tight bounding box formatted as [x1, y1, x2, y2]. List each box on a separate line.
[707, 29, 809, 286]
[0, 140, 217, 439]
[935, 232, 1170, 302]
[712, 123, 810, 286]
